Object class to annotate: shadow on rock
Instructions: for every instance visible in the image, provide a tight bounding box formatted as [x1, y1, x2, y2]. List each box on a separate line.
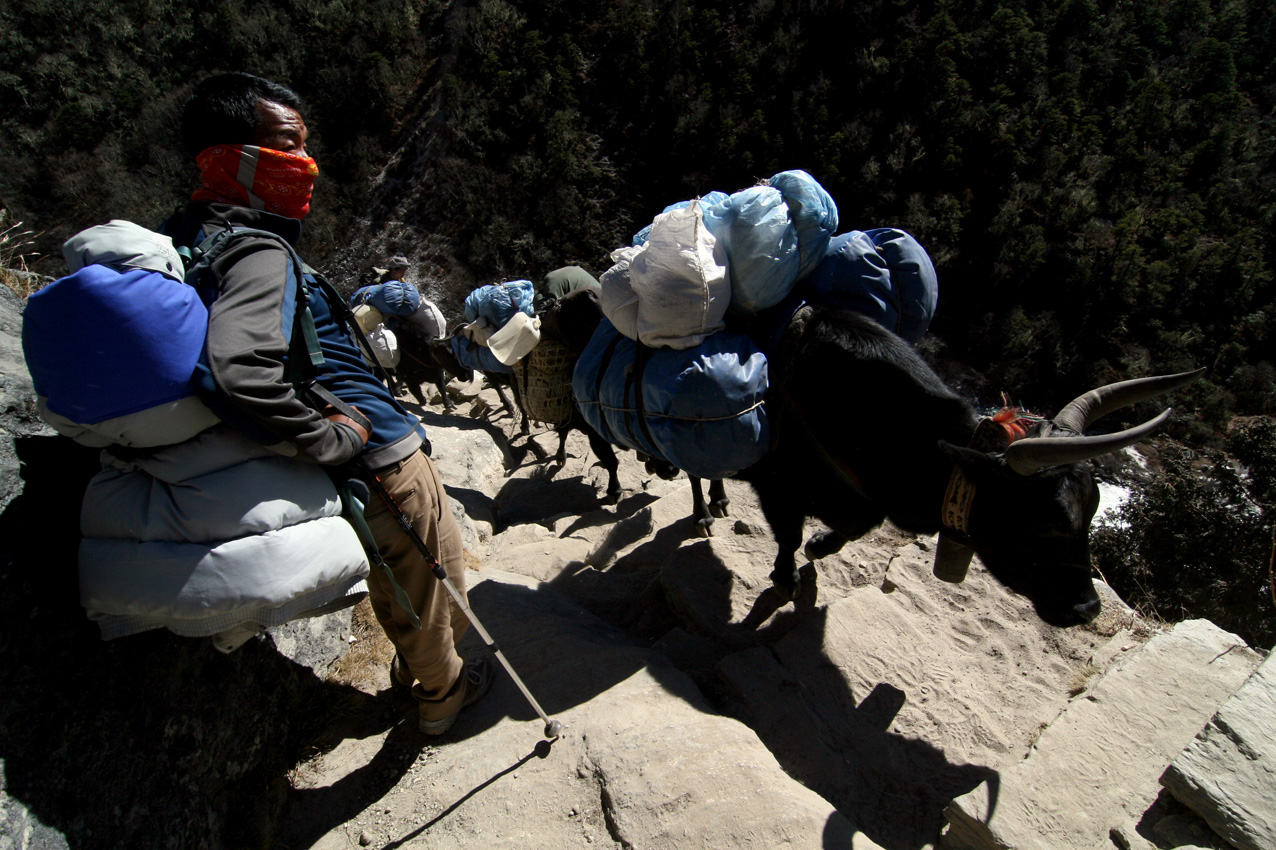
[492, 470, 610, 534]
[381, 738, 556, 850]
[714, 604, 1002, 850]
[273, 705, 435, 850]
[453, 580, 650, 731]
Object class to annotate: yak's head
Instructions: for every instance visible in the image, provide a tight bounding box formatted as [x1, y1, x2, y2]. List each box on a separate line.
[936, 369, 1203, 628]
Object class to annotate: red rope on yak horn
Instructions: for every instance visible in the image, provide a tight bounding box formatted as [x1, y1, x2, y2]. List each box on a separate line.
[992, 392, 1046, 443]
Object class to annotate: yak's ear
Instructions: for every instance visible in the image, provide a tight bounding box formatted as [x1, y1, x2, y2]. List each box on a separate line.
[937, 440, 1005, 482]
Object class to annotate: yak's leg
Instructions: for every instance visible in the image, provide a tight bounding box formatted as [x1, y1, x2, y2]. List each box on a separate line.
[488, 378, 527, 434]
[640, 454, 681, 481]
[554, 425, 570, 467]
[804, 530, 848, 560]
[435, 378, 456, 412]
[408, 379, 429, 406]
[690, 477, 715, 537]
[748, 475, 809, 600]
[804, 506, 885, 560]
[707, 479, 730, 518]
[582, 420, 621, 504]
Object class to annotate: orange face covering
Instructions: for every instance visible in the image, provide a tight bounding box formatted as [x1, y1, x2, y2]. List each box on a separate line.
[192, 144, 319, 220]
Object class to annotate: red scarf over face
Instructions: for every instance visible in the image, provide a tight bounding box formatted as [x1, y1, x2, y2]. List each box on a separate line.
[192, 144, 319, 220]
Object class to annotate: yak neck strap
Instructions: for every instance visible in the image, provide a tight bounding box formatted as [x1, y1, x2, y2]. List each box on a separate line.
[940, 408, 1041, 534]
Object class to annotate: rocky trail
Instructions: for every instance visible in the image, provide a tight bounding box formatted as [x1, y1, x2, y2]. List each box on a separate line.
[271, 377, 1271, 850]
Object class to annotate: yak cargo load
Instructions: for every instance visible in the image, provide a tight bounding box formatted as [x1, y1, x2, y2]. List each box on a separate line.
[573, 319, 770, 480]
[804, 228, 937, 344]
[605, 169, 839, 348]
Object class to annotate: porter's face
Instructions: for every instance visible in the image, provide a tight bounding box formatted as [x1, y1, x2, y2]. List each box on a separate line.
[254, 100, 309, 156]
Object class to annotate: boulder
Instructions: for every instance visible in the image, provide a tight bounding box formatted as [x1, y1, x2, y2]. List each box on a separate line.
[942, 620, 1262, 850]
[1162, 650, 1276, 850]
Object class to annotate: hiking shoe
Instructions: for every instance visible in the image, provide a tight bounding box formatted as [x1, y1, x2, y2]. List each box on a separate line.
[390, 652, 414, 690]
[418, 657, 494, 736]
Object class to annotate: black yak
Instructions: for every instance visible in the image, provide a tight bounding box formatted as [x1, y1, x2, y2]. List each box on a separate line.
[723, 304, 1201, 627]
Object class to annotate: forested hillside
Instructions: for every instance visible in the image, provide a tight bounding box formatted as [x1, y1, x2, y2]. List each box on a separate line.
[3, 0, 1273, 420]
[2, 0, 1273, 639]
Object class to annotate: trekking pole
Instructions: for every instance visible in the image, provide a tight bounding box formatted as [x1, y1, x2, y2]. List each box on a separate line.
[357, 461, 563, 739]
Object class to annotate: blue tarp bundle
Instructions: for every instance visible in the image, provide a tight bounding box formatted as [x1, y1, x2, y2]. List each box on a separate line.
[801, 228, 938, 343]
[573, 319, 770, 480]
[23, 265, 208, 423]
[586, 169, 937, 480]
[628, 171, 839, 317]
[451, 333, 513, 375]
[351, 280, 421, 317]
[464, 279, 536, 329]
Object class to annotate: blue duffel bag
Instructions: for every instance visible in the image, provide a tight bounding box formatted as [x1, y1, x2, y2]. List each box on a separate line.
[801, 228, 938, 343]
[573, 319, 770, 480]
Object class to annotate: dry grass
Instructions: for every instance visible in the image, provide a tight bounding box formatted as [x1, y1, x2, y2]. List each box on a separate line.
[0, 214, 43, 297]
[1066, 662, 1101, 697]
[324, 547, 484, 691]
[325, 597, 396, 692]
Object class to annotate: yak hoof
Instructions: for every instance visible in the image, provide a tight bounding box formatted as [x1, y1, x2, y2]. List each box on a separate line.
[602, 485, 622, 506]
[695, 517, 715, 538]
[644, 459, 681, 480]
[804, 531, 847, 561]
[769, 566, 801, 601]
[709, 498, 730, 519]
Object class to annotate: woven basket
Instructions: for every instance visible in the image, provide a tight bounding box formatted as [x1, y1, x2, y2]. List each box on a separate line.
[516, 338, 576, 427]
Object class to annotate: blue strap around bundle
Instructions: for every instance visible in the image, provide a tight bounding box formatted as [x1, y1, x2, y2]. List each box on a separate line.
[573, 319, 770, 480]
[22, 265, 208, 424]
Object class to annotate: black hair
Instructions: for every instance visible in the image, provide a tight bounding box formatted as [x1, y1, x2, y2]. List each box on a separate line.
[181, 72, 303, 157]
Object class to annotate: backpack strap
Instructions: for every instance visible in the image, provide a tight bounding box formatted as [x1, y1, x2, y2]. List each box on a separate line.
[305, 268, 400, 389]
[172, 220, 408, 443]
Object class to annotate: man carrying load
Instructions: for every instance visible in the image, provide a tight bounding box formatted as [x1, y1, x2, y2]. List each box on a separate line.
[166, 72, 490, 734]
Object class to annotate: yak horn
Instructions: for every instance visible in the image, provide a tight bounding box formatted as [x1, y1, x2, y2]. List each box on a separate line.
[1052, 368, 1205, 434]
[1005, 408, 1173, 475]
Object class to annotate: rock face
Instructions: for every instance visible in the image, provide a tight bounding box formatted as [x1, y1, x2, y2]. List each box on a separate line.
[0, 281, 360, 849]
[0, 284, 51, 510]
[1162, 651, 1276, 850]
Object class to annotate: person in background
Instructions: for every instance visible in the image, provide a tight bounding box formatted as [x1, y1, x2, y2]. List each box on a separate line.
[380, 255, 411, 285]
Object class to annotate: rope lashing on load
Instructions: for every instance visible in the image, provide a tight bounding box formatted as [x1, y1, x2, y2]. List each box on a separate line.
[574, 397, 767, 423]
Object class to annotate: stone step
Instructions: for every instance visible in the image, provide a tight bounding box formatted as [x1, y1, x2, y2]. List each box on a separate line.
[1161, 647, 1276, 850]
[942, 619, 1263, 850]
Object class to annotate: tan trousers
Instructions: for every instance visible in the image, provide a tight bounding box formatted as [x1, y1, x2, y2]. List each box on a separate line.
[361, 449, 471, 720]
